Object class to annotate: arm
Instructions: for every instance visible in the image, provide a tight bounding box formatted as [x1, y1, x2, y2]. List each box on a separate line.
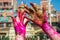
[42, 22, 60, 40]
[24, 3, 60, 40]
[40, 8, 60, 40]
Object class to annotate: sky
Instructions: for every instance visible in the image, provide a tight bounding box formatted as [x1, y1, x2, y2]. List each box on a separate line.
[18, 0, 60, 12]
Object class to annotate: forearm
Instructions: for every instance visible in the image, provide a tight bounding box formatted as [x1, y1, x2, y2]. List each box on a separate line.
[41, 22, 60, 40]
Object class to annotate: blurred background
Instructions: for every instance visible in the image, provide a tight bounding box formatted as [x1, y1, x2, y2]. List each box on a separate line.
[0, 0, 60, 40]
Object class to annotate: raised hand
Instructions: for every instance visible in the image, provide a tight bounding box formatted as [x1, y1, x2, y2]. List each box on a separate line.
[24, 3, 60, 40]
[24, 2, 44, 27]
[11, 10, 28, 37]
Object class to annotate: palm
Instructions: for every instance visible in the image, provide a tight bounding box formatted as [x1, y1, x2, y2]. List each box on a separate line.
[24, 3, 44, 26]
[11, 10, 28, 36]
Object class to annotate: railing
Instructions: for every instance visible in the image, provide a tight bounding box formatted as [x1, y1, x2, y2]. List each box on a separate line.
[3, 6, 13, 9]
[0, 10, 16, 12]
[0, 22, 13, 29]
[0, 16, 12, 22]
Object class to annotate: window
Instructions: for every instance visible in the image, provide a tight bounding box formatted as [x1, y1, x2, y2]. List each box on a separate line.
[57, 23, 60, 28]
[0, 36, 1, 40]
[0, 33, 6, 40]
[0, 16, 10, 22]
[0, 23, 4, 27]
[6, 23, 11, 27]
[52, 22, 57, 26]
[9, 2, 11, 6]
[0, 3, 2, 6]
[0, 33, 6, 35]
[2, 35, 6, 40]
[58, 16, 60, 22]
[3, 2, 8, 6]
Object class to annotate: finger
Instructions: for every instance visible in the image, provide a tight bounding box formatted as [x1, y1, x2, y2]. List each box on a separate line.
[17, 10, 24, 23]
[17, 10, 21, 22]
[25, 16, 34, 23]
[24, 6, 30, 10]
[25, 16, 40, 26]
[21, 13, 26, 24]
[25, 16, 43, 27]
[30, 2, 41, 18]
[30, 2, 44, 18]
[17, 10, 21, 18]
[29, 8, 34, 13]
[24, 9, 32, 16]
[30, 2, 38, 11]
[11, 16, 16, 24]
[21, 10, 25, 16]
[20, 10, 24, 22]
[24, 6, 34, 13]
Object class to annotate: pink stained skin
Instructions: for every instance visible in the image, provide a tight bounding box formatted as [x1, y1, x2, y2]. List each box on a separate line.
[40, 8, 60, 40]
[24, 2, 60, 40]
[11, 10, 28, 40]
[42, 22, 60, 40]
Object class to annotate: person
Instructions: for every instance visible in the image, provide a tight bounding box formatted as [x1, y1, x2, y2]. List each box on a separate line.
[24, 2, 60, 40]
[11, 9, 28, 40]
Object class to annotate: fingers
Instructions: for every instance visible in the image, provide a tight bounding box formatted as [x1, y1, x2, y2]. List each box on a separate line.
[17, 10, 25, 23]
[24, 6, 34, 13]
[20, 10, 24, 21]
[25, 16, 43, 26]
[21, 13, 26, 23]
[24, 9, 30, 13]
[17, 10, 21, 19]
[30, 2, 43, 17]
[24, 9, 32, 16]
[24, 6, 29, 11]
[30, 2, 44, 19]
[25, 16, 35, 23]
[30, 2, 38, 11]
[24, 6, 34, 18]
[30, 2, 42, 18]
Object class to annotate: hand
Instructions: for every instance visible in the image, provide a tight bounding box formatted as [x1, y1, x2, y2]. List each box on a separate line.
[11, 10, 28, 36]
[24, 3, 45, 27]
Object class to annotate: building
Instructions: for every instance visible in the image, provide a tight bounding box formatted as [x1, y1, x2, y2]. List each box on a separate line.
[0, 0, 13, 10]
[0, 0, 17, 10]
[25, 0, 57, 40]
[58, 12, 60, 22]
[56, 12, 60, 33]
[0, 0, 17, 15]
[0, 0, 17, 40]
[0, 0, 59, 40]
